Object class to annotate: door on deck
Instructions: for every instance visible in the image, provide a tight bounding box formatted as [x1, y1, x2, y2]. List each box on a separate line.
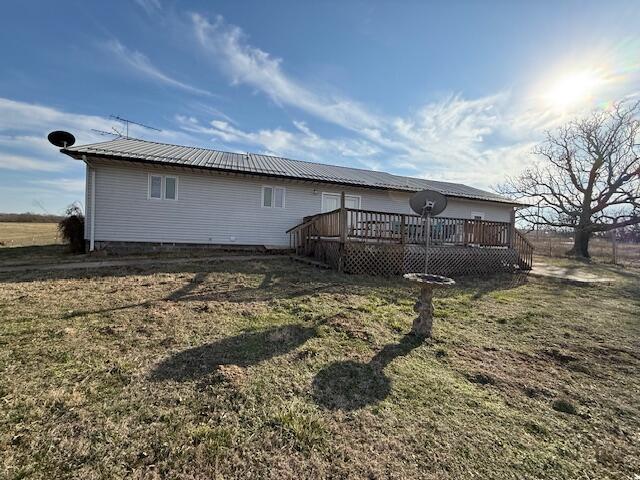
[321, 193, 361, 212]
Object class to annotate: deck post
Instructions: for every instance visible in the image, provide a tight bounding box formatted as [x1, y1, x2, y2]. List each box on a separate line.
[400, 214, 406, 244]
[508, 208, 516, 248]
[338, 192, 347, 271]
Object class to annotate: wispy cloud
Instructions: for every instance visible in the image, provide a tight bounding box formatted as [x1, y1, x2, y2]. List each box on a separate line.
[176, 115, 380, 165]
[191, 14, 381, 133]
[31, 178, 86, 192]
[188, 13, 539, 188]
[134, 0, 161, 15]
[187, 13, 640, 190]
[104, 39, 214, 97]
[0, 154, 65, 172]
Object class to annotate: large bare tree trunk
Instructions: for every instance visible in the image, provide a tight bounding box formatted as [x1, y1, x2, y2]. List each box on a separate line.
[567, 228, 591, 258]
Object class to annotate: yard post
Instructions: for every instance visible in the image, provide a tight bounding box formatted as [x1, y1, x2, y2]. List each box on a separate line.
[611, 228, 618, 265]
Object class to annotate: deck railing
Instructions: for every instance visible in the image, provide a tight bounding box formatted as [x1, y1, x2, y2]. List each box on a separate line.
[289, 208, 516, 247]
[344, 208, 511, 246]
[287, 206, 534, 272]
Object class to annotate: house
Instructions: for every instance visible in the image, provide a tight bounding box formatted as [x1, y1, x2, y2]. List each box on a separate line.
[61, 137, 532, 275]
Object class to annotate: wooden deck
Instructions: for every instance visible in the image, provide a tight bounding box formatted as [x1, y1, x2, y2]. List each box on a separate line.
[287, 208, 533, 276]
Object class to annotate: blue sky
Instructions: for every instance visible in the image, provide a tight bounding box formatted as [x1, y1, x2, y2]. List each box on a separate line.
[1, 0, 639, 213]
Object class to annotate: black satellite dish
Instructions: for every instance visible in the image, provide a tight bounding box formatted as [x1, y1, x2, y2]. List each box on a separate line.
[47, 131, 76, 148]
[409, 190, 448, 217]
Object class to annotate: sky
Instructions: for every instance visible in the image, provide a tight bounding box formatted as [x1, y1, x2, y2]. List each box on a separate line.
[1, 0, 639, 214]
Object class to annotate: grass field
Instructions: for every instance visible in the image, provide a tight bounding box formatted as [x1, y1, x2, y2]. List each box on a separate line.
[0, 222, 61, 248]
[527, 232, 640, 267]
[1, 253, 638, 479]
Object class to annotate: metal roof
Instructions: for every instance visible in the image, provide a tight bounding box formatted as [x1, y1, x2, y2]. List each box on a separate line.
[62, 137, 520, 205]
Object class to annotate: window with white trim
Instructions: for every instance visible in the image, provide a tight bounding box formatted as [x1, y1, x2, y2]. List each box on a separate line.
[148, 174, 178, 200]
[262, 186, 285, 208]
[165, 176, 177, 200]
[149, 175, 162, 199]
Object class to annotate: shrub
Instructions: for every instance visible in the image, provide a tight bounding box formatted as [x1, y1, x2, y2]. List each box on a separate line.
[58, 204, 85, 253]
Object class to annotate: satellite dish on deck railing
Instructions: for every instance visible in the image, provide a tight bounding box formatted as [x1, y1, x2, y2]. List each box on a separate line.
[409, 190, 447, 217]
[47, 131, 76, 148]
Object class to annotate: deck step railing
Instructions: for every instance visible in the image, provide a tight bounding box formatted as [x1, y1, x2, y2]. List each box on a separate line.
[513, 229, 534, 270]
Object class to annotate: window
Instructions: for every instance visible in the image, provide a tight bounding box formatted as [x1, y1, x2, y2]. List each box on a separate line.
[149, 174, 178, 200]
[165, 176, 177, 200]
[149, 175, 162, 199]
[471, 211, 485, 220]
[321, 193, 361, 212]
[262, 186, 285, 208]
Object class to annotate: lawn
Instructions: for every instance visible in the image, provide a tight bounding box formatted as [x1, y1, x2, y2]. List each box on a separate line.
[0, 222, 61, 248]
[0, 254, 638, 479]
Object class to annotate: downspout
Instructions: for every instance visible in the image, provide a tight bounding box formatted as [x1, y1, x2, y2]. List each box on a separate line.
[90, 169, 96, 252]
[85, 155, 96, 252]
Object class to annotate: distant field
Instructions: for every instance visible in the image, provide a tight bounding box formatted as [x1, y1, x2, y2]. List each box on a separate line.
[0, 222, 61, 248]
[527, 233, 640, 266]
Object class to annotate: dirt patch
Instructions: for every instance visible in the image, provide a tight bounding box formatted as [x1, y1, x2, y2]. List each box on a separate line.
[215, 365, 248, 387]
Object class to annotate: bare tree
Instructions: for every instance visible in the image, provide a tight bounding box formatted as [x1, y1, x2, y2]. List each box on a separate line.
[498, 101, 640, 258]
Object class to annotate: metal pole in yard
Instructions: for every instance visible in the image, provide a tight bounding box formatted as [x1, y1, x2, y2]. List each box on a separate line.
[424, 212, 431, 274]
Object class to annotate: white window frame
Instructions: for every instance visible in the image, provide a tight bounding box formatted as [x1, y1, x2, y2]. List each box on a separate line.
[148, 173, 179, 201]
[148, 174, 163, 200]
[164, 175, 178, 201]
[262, 185, 286, 209]
[471, 211, 485, 220]
[321, 192, 361, 212]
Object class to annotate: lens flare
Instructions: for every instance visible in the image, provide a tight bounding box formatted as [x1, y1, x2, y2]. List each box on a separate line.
[544, 70, 606, 111]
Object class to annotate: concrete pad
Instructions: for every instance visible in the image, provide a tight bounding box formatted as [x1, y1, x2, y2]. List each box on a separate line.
[530, 263, 615, 284]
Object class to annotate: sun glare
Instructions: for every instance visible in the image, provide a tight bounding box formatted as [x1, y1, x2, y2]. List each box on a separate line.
[544, 70, 605, 111]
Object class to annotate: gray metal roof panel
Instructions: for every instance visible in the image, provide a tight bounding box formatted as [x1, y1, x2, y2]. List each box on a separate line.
[63, 138, 519, 204]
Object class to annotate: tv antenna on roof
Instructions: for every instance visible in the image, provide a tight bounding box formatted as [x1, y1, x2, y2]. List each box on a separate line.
[110, 115, 161, 139]
[91, 128, 123, 138]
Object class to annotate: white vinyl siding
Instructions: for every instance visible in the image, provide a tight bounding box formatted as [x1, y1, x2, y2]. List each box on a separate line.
[86, 160, 513, 247]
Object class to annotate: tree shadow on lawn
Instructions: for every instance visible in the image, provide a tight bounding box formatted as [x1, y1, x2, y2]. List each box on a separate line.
[150, 323, 318, 382]
[60, 263, 348, 319]
[434, 272, 531, 300]
[312, 334, 423, 411]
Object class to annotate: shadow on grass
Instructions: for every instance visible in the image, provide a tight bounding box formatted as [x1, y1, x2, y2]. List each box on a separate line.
[312, 334, 422, 411]
[150, 323, 317, 382]
[63, 266, 343, 319]
[434, 272, 531, 300]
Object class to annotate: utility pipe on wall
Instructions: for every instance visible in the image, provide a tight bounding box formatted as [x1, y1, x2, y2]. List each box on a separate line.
[90, 165, 96, 252]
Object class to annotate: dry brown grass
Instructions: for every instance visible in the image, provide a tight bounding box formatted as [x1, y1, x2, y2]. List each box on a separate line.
[0, 252, 638, 479]
[0, 222, 61, 248]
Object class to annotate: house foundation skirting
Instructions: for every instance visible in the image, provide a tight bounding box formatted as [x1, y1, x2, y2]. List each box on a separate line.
[309, 239, 521, 277]
[87, 240, 292, 255]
